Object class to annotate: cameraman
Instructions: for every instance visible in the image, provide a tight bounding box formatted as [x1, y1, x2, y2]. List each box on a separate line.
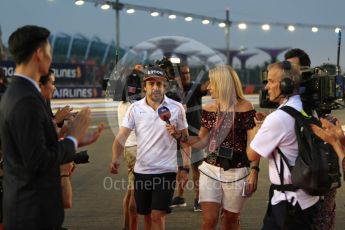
[285, 48, 337, 230]
[157, 57, 184, 103]
[170, 64, 209, 212]
[115, 68, 142, 230]
[247, 61, 320, 229]
[284, 49, 313, 115]
[284, 48, 311, 68]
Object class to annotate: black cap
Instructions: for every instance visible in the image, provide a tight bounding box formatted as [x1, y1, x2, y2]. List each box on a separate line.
[143, 66, 167, 81]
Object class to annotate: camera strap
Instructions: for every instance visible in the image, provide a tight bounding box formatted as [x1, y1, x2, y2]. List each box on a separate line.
[198, 165, 249, 184]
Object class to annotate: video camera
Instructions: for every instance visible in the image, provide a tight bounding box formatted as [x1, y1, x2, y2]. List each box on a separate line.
[153, 56, 184, 102]
[103, 55, 185, 102]
[124, 69, 143, 101]
[259, 65, 345, 115]
[73, 150, 89, 164]
[260, 32, 345, 116]
[103, 66, 143, 101]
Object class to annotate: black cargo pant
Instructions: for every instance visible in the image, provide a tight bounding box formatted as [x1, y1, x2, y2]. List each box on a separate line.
[262, 186, 320, 230]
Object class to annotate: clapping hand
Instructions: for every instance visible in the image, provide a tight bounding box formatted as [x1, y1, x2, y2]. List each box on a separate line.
[310, 118, 342, 146]
[55, 105, 73, 124]
[78, 123, 105, 148]
[66, 107, 91, 142]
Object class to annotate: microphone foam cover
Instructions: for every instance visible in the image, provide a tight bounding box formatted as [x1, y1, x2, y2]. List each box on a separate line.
[158, 106, 171, 123]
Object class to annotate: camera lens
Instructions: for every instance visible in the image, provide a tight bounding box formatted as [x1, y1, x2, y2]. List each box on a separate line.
[73, 151, 89, 164]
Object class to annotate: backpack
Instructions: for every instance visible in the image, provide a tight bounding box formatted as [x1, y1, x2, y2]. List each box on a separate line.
[275, 106, 341, 196]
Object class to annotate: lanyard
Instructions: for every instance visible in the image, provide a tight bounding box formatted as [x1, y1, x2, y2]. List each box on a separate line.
[208, 108, 235, 152]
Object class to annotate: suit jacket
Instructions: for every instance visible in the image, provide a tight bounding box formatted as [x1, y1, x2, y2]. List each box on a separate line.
[0, 76, 76, 229]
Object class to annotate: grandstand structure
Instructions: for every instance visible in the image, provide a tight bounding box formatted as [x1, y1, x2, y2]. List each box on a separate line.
[1, 31, 290, 69]
[48, 33, 125, 65]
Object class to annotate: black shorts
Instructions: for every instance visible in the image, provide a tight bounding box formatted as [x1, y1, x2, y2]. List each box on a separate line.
[134, 172, 176, 215]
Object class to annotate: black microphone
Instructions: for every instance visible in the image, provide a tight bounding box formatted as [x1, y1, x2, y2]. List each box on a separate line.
[158, 106, 171, 124]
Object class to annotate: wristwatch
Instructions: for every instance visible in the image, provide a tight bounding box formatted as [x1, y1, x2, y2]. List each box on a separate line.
[178, 166, 190, 173]
[178, 133, 189, 143]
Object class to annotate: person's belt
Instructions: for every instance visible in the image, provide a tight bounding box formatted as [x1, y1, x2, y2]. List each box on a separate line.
[271, 184, 298, 192]
[205, 155, 249, 171]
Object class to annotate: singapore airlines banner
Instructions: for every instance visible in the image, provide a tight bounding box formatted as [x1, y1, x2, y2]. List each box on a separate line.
[53, 86, 102, 98]
[0, 61, 103, 98]
[50, 62, 85, 84]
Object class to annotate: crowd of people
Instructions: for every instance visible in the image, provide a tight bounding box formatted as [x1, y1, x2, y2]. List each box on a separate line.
[1, 24, 345, 230]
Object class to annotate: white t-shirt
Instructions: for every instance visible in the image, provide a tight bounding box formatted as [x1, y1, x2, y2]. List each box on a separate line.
[250, 95, 319, 210]
[118, 101, 137, 147]
[122, 96, 188, 174]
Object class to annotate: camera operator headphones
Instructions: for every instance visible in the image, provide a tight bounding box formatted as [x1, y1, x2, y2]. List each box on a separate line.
[279, 60, 295, 96]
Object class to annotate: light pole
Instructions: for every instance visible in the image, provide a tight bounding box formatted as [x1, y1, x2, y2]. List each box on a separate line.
[225, 9, 231, 64]
[111, 0, 123, 53]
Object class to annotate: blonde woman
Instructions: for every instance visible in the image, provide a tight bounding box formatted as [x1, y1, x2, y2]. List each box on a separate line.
[167, 65, 259, 230]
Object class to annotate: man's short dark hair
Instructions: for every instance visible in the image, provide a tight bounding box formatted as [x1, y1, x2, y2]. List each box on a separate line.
[284, 48, 311, 67]
[8, 25, 50, 65]
[39, 69, 54, 85]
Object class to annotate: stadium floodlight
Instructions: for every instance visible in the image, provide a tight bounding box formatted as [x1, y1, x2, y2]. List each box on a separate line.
[202, 19, 210, 25]
[238, 23, 247, 30]
[261, 24, 270, 31]
[218, 22, 226, 28]
[168, 14, 176, 19]
[169, 57, 181, 64]
[335, 27, 341, 33]
[287, 25, 295, 32]
[185, 16, 193, 22]
[75, 0, 85, 6]
[100, 3, 110, 10]
[126, 8, 135, 14]
[150, 11, 159, 17]
[311, 27, 319, 32]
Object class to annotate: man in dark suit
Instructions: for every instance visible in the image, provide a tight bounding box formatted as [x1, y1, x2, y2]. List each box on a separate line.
[0, 66, 6, 230]
[0, 25, 99, 230]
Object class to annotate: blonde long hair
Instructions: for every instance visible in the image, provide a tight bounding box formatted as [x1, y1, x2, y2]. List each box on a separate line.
[209, 65, 243, 111]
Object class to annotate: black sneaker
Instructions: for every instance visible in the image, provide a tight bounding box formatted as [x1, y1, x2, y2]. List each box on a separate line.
[170, 196, 187, 207]
[193, 199, 202, 212]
